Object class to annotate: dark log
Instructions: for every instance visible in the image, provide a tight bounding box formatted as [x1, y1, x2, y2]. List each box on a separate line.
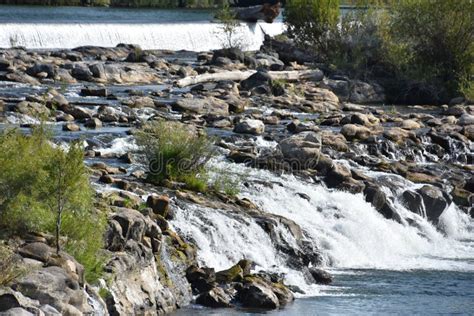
[233, 3, 281, 23]
[262, 35, 320, 64]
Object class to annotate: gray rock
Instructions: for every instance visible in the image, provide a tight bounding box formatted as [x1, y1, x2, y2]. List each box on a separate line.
[349, 80, 385, 104]
[458, 113, 474, 126]
[14, 266, 92, 314]
[14, 101, 50, 117]
[234, 119, 265, 135]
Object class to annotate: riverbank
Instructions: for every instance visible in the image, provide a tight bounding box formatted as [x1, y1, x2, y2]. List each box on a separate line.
[0, 41, 473, 314]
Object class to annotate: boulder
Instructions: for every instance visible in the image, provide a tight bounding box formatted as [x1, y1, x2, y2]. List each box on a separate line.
[417, 185, 451, 223]
[341, 124, 371, 141]
[14, 101, 50, 117]
[464, 125, 474, 141]
[401, 190, 425, 217]
[106, 207, 161, 253]
[325, 163, 352, 188]
[279, 132, 323, 169]
[308, 267, 333, 284]
[62, 106, 93, 120]
[457, 113, 474, 126]
[186, 265, 216, 294]
[26, 63, 56, 78]
[89, 63, 106, 79]
[400, 119, 421, 130]
[238, 278, 279, 309]
[195, 287, 232, 308]
[0, 58, 11, 71]
[173, 97, 229, 116]
[287, 119, 319, 134]
[84, 118, 102, 129]
[13, 266, 92, 314]
[81, 87, 108, 97]
[364, 185, 402, 222]
[71, 64, 93, 81]
[237, 275, 293, 310]
[62, 123, 80, 132]
[233, 119, 265, 135]
[240, 71, 272, 91]
[349, 80, 385, 104]
[384, 127, 414, 143]
[146, 194, 170, 218]
[215, 263, 244, 284]
[212, 48, 245, 62]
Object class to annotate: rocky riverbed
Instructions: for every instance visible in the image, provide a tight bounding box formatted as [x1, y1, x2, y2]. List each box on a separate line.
[0, 41, 473, 315]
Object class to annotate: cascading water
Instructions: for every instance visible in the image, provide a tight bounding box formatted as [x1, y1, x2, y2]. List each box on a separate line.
[170, 156, 474, 295]
[0, 22, 284, 51]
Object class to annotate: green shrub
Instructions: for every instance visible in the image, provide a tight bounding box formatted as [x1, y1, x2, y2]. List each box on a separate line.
[284, 0, 340, 57]
[212, 172, 240, 196]
[135, 121, 215, 192]
[0, 245, 25, 286]
[0, 127, 106, 283]
[284, 0, 474, 102]
[385, 0, 474, 102]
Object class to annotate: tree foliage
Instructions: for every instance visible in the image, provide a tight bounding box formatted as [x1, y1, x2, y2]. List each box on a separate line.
[0, 126, 106, 283]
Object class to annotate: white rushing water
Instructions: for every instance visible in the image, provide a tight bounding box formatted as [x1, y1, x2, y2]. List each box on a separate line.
[171, 158, 474, 295]
[0, 22, 284, 51]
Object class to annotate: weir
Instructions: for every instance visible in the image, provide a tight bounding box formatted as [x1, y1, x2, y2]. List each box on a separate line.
[0, 21, 285, 50]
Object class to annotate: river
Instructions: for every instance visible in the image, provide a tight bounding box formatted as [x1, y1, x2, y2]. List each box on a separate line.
[0, 5, 473, 315]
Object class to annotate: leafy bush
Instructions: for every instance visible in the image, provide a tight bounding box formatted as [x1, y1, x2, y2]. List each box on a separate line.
[284, 0, 474, 102]
[135, 121, 215, 192]
[0, 127, 106, 283]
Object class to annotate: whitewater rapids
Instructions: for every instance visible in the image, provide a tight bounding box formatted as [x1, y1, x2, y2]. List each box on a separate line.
[170, 157, 474, 296]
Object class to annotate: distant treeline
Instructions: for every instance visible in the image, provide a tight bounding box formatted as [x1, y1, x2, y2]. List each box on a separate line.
[0, 0, 367, 8]
[0, 0, 228, 7]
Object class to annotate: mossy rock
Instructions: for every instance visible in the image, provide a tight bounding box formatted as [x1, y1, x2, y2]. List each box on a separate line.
[216, 263, 243, 284]
[452, 186, 472, 207]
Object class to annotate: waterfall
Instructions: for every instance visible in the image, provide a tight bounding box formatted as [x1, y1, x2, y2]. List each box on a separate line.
[170, 158, 474, 295]
[0, 22, 285, 51]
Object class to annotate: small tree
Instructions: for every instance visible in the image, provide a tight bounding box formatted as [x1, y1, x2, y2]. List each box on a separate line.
[215, 2, 243, 49]
[43, 142, 93, 255]
[0, 126, 106, 282]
